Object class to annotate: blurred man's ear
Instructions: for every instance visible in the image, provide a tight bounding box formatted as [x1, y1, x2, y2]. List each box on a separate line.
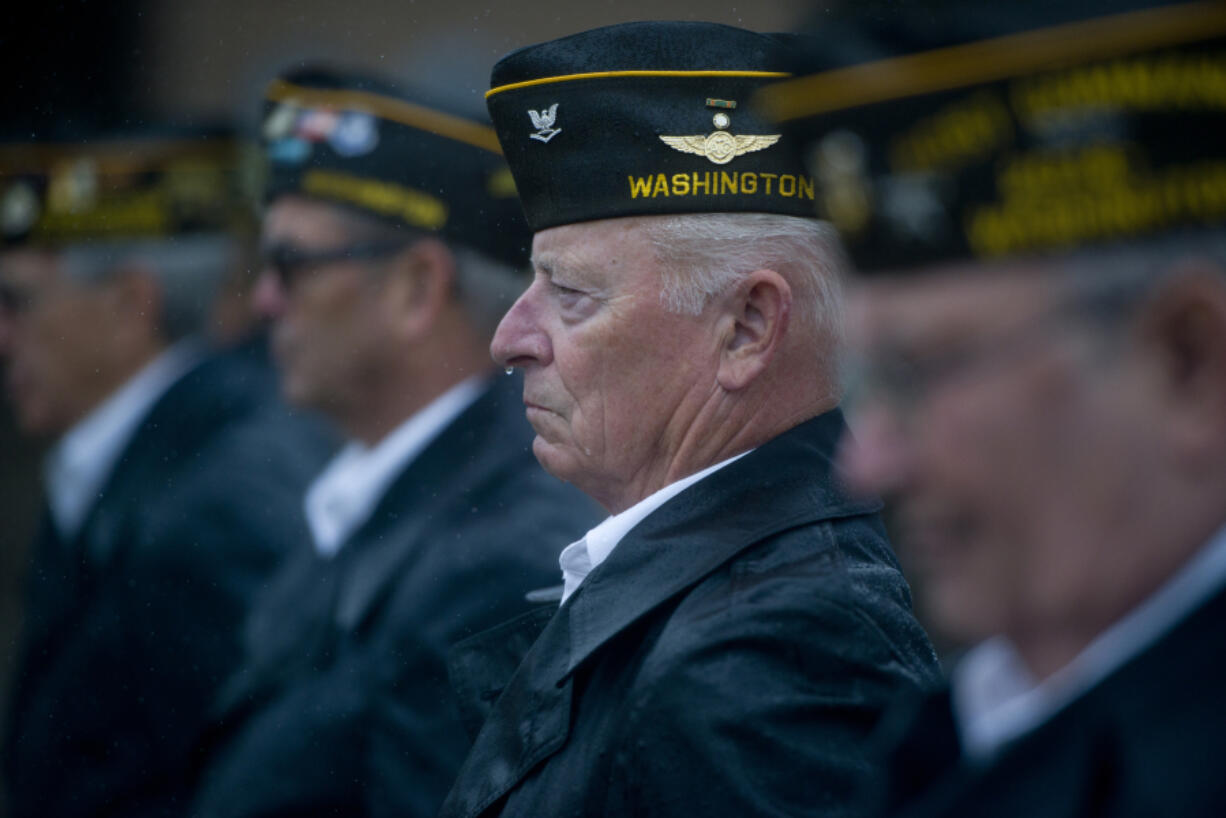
[103, 266, 166, 351]
[716, 268, 791, 392]
[383, 237, 456, 341]
[1141, 263, 1226, 464]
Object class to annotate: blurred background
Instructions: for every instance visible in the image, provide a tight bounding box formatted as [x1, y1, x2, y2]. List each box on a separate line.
[1, 2, 808, 814]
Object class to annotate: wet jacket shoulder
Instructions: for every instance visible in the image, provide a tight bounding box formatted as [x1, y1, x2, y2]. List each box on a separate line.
[190, 374, 601, 818]
[3, 344, 331, 818]
[440, 409, 940, 818]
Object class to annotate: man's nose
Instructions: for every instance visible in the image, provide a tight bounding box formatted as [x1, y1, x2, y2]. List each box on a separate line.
[490, 286, 550, 369]
[836, 402, 915, 498]
[251, 269, 288, 320]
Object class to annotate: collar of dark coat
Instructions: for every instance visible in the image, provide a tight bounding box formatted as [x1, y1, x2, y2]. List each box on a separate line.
[72, 345, 258, 566]
[558, 407, 879, 680]
[438, 408, 881, 818]
[331, 372, 533, 630]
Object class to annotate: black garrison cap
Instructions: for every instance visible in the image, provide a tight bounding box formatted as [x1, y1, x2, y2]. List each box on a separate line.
[0, 129, 252, 248]
[757, 0, 1226, 274]
[262, 66, 530, 267]
[485, 21, 817, 231]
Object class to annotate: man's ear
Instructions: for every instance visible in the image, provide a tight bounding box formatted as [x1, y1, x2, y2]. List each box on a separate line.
[1139, 265, 1226, 462]
[716, 268, 791, 392]
[382, 237, 456, 340]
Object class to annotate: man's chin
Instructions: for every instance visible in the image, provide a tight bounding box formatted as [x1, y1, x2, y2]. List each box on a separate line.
[10, 399, 66, 439]
[530, 436, 582, 483]
[279, 374, 328, 416]
[925, 583, 1006, 647]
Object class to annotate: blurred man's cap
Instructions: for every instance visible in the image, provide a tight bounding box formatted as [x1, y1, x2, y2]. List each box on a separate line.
[757, 0, 1226, 273]
[0, 128, 254, 249]
[262, 66, 530, 267]
[485, 21, 816, 231]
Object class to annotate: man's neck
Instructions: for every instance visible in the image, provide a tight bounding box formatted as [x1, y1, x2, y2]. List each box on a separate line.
[60, 343, 167, 435]
[597, 395, 834, 515]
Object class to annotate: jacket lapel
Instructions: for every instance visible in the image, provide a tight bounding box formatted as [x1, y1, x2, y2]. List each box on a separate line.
[448, 604, 557, 738]
[562, 408, 879, 678]
[331, 375, 528, 632]
[440, 603, 575, 818]
[441, 409, 880, 817]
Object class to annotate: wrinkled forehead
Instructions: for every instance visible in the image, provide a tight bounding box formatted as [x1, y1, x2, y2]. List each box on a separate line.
[530, 217, 662, 284]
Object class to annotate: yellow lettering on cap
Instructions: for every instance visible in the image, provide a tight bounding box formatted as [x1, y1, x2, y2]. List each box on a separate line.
[623, 170, 819, 201]
[629, 175, 654, 198]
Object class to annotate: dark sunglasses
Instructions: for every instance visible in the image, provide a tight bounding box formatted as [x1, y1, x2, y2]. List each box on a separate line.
[261, 240, 410, 290]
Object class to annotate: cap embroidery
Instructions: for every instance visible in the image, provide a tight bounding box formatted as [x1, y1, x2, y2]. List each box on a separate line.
[528, 104, 562, 143]
[660, 111, 780, 166]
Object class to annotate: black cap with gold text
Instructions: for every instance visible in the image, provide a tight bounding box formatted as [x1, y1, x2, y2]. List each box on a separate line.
[0, 129, 252, 249]
[758, 1, 1226, 273]
[486, 22, 816, 231]
[262, 67, 529, 267]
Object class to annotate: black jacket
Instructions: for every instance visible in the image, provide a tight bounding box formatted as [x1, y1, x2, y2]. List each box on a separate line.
[189, 374, 601, 818]
[872, 579, 1226, 818]
[439, 409, 941, 818]
[3, 344, 333, 818]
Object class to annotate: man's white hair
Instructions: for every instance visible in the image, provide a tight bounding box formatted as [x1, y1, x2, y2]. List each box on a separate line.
[642, 212, 848, 383]
[60, 235, 235, 341]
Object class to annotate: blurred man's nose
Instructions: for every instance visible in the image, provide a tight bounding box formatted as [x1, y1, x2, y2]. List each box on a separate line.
[251, 269, 288, 320]
[837, 402, 914, 498]
[0, 305, 16, 359]
[490, 286, 550, 370]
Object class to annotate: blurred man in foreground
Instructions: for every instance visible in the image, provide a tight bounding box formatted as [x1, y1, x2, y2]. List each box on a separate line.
[188, 68, 600, 818]
[0, 131, 330, 817]
[438, 22, 938, 818]
[762, 1, 1226, 814]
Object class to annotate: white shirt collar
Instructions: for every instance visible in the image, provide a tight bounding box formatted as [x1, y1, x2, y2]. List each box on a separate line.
[558, 450, 751, 604]
[952, 522, 1226, 761]
[304, 376, 486, 557]
[43, 341, 204, 541]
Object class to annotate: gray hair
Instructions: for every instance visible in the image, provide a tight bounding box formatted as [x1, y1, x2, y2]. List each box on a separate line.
[641, 212, 848, 381]
[1052, 228, 1226, 322]
[450, 244, 527, 337]
[329, 206, 524, 339]
[59, 235, 235, 341]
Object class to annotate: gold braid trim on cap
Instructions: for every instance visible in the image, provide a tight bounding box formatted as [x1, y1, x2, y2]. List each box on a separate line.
[266, 80, 502, 154]
[759, 1, 1226, 123]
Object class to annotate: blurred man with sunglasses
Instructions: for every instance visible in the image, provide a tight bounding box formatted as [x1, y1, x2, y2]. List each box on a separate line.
[763, 1, 1226, 814]
[0, 129, 331, 818]
[188, 67, 599, 818]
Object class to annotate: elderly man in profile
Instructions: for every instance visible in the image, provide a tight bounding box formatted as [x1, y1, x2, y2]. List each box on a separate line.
[0, 130, 330, 818]
[187, 67, 600, 818]
[438, 21, 939, 818]
[762, 1, 1226, 815]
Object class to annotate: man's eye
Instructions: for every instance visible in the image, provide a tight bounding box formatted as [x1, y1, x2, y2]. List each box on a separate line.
[549, 281, 587, 303]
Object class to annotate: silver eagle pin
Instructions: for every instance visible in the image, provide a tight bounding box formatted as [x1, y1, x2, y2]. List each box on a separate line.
[528, 104, 562, 143]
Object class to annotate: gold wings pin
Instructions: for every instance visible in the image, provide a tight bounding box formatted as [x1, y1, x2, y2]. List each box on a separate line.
[659, 131, 781, 165]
